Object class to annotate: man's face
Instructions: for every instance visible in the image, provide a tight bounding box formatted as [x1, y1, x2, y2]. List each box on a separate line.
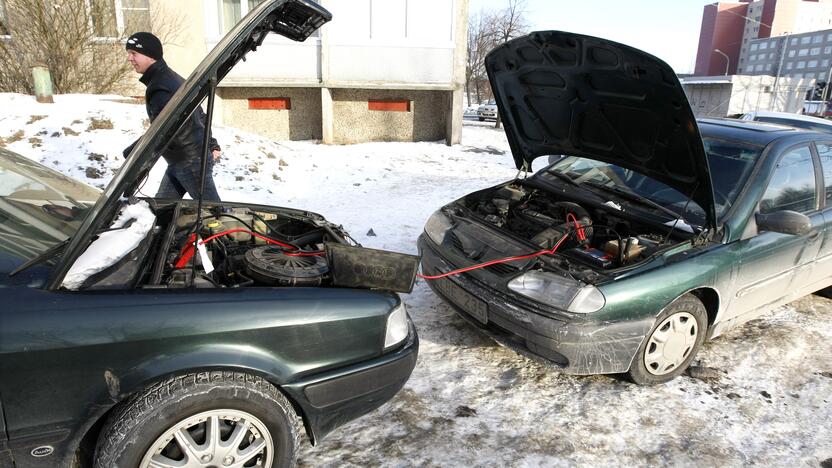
[127, 50, 156, 74]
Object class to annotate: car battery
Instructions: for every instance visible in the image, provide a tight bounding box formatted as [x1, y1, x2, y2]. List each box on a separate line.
[566, 247, 612, 268]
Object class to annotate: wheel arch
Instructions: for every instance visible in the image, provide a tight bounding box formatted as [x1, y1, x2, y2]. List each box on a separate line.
[69, 347, 313, 466]
[688, 287, 720, 335]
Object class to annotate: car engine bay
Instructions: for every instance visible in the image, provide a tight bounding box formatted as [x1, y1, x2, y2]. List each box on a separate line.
[75, 201, 418, 292]
[460, 181, 695, 274]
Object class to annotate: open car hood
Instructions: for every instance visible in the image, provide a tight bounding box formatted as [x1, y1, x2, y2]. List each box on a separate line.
[47, 0, 331, 289]
[485, 31, 716, 230]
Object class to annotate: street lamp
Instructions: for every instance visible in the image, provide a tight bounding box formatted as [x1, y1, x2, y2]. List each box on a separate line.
[714, 49, 730, 75]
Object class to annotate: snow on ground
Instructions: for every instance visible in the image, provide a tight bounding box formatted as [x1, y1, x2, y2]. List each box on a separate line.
[1, 94, 831, 466]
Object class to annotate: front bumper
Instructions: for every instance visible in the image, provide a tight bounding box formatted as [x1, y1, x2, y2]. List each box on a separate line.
[282, 320, 418, 444]
[419, 235, 652, 375]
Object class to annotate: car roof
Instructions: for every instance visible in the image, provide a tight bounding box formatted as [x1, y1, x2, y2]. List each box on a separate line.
[697, 117, 809, 146]
[744, 110, 832, 126]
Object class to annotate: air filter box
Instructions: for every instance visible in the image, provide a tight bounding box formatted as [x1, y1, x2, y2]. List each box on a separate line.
[325, 243, 420, 293]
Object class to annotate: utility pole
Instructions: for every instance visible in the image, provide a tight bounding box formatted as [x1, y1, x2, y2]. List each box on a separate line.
[822, 66, 832, 115]
[773, 32, 791, 112]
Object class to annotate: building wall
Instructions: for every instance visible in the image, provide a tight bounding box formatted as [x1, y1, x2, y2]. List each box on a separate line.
[331, 89, 448, 143]
[682, 75, 810, 116]
[739, 28, 832, 85]
[218, 87, 323, 141]
[695, 2, 750, 76]
[149, 0, 208, 78]
[739, 0, 765, 65]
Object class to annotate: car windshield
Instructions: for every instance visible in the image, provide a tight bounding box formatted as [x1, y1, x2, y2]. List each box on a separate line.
[537, 137, 762, 224]
[0, 151, 101, 262]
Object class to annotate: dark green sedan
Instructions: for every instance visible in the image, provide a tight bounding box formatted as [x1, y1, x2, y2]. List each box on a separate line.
[419, 31, 830, 385]
[0, 1, 417, 467]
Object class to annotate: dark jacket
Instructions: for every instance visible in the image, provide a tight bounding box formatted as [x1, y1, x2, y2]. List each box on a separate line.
[123, 60, 219, 163]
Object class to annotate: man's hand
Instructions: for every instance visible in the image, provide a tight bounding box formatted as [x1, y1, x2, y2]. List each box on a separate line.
[212, 149, 221, 162]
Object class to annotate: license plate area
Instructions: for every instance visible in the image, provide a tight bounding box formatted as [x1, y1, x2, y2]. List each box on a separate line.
[436, 277, 488, 325]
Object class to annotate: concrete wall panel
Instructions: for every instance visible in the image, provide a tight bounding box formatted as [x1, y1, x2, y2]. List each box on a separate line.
[219, 87, 322, 141]
[331, 89, 447, 143]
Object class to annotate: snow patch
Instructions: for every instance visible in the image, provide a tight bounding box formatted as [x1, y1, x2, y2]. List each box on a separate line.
[61, 201, 155, 290]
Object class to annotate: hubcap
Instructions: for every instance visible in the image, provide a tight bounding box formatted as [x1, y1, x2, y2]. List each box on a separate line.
[139, 409, 273, 468]
[643, 312, 698, 376]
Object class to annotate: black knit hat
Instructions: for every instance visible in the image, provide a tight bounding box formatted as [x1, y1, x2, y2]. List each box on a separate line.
[126, 32, 163, 61]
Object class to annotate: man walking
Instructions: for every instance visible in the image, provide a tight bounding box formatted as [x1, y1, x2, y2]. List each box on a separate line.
[124, 32, 222, 201]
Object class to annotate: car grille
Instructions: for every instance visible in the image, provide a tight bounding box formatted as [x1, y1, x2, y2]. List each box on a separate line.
[485, 262, 519, 276]
[449, 231, 465, 252]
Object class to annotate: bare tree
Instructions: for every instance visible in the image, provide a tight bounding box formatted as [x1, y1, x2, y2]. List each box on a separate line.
[488, 0, 530, 45]
[487, 0, 530, 128]
[465, 12, 495, 106]
[0, 0, 183, 95]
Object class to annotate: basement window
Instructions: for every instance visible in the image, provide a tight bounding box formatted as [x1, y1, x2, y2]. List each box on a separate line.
[248, 98, 291, 110]
[368, 100, 410, 112]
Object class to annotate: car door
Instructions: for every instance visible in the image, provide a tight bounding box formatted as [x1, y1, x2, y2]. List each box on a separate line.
[729, 143, 824, 319]
[0, 399, 12, 468]
[808, 140, 832, 289]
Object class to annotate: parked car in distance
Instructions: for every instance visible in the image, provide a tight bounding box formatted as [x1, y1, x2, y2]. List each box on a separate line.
[740, 110, 832, 133]
[477, 100, 499, 121]
[420, 30, 832, 384]
[0, 2, 418, 467]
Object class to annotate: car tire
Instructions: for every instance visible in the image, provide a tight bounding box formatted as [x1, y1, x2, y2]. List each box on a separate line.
[93, 371, 303, 468]
[627, 294, 707, 385]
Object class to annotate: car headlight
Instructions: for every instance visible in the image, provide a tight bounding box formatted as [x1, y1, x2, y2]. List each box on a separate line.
[507, 271, 605, 313]
[424, 209, 453, 245]
[384, 302, 409, 349]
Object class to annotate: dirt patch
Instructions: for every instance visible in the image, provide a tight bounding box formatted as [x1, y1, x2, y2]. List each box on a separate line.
[87, 153, 105, 162]
[85, 166, 104, 179]
[28, 137, 42, 148]
[26, 115, 47, 125]
[463, 145, 505, 155]
[63, 127, 80, 136]
[87, 118, 114, 131]
[4, 130, 24, 145]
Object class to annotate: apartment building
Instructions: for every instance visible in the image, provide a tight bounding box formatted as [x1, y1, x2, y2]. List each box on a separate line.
[160, 0, 469, 145]
[695, 0, 832, 77]
[739, 29, 832, 84]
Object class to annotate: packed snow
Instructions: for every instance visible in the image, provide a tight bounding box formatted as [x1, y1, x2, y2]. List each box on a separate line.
[62, 200, 155, 289]
[1, 94, 830, 466]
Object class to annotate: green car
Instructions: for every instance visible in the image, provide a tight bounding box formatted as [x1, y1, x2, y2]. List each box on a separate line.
[419, 31, 830, 384]
[0, 1, 417, 467]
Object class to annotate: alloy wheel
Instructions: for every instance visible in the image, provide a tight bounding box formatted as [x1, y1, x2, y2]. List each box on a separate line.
[139, 409, 273, 468]
[643, 311, 698, 376]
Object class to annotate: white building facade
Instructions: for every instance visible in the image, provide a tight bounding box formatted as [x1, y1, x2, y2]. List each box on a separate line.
[187, 0, 468, 145]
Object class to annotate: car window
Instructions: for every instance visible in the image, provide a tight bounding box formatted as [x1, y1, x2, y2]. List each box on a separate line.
[759, 145, 817, 214]
[816, 142, 832, 203]
[0, 152, 100, 261]
[702, 137, 761, 217]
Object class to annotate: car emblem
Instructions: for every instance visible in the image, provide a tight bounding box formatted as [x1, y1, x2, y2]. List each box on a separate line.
[31, 446, 54, 457]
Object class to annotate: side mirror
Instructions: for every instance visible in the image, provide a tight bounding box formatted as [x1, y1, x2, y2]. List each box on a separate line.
[755, 210, 812, 236]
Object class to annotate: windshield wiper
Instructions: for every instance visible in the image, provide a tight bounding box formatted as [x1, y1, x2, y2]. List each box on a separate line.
[587, 182, 693, 224]
[9, 237, 71, 277]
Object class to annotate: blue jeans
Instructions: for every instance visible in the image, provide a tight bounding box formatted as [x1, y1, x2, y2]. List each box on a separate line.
[155, 157, 221, 201]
